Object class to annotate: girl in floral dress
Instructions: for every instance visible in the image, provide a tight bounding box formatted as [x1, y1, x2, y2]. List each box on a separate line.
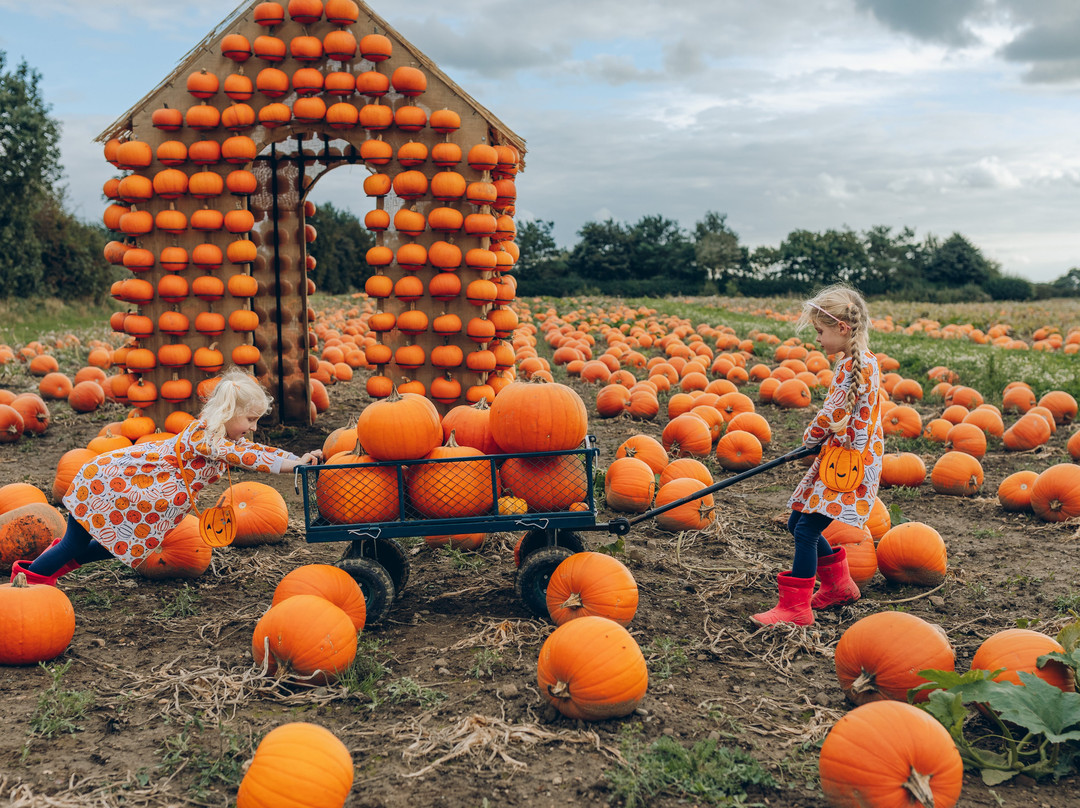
[751, 285, 883, 626]
[13, 369, 323, 584]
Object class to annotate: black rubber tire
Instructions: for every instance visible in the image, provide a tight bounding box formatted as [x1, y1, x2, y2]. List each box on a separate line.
[337, 557, 396, 626]
[515, 545, 576, 619]
[344, 538, 410, 594]
[515, 529, 586, 568]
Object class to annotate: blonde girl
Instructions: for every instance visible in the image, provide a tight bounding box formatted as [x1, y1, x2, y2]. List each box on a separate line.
[13, 369, 323, 584]
[751, 284, 884, 626]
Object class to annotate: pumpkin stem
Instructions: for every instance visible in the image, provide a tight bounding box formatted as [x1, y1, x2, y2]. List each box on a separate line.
[902, 767, 936, 807]
[559, 592, 584, 611]
[12, 572, 28, 588]
[471, 397, 491, 412]
[548, 680, 572, 700]
[446, 430, 460, 448]
[850, 668, 877, 694]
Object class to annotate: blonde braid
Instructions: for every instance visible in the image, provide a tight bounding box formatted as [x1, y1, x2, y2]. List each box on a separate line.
[841, 303, 871, 433]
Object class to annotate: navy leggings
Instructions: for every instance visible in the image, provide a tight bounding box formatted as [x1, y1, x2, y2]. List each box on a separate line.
[28, 515, 113, 576]
[787, 511, 836, 578]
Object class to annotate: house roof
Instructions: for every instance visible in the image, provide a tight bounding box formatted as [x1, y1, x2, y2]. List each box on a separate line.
[94, 0, 526, 157]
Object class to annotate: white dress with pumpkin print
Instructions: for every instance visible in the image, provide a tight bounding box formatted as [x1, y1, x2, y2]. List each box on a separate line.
[788, 351, 883, 528]
[63, 420, 297, 569]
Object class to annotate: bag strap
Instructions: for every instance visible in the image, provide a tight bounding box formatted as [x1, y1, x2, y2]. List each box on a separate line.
[173, 431, 233, 516]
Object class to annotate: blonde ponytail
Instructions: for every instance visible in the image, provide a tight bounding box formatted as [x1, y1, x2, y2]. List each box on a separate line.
[199, 367, 273, 445]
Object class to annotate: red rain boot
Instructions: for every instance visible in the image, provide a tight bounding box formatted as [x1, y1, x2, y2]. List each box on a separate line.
[9, 559, 62, 586]
[811, 547, 860, 610]
[750, 572, 815, 626]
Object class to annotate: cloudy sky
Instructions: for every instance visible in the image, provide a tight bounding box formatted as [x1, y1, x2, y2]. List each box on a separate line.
[3, 0, 1080, 282]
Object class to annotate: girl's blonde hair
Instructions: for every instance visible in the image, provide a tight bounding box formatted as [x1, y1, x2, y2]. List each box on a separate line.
[796, 283, 872, 431]
[199, 367, 273, 445]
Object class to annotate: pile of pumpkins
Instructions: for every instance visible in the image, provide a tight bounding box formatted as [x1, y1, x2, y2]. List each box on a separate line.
[314, 380, 590, 549]
[819, 609, 1076, 808]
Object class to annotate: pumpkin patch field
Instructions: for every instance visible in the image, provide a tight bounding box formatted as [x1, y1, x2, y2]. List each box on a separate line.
[1, 293, 1079, 808]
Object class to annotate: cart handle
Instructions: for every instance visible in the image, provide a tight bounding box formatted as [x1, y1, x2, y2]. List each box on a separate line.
[584, 443, 821, 535]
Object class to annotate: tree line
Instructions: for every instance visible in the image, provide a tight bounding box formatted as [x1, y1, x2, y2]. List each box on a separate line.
[4, 51, 1079, 303]
[512, 214, 1080, 301]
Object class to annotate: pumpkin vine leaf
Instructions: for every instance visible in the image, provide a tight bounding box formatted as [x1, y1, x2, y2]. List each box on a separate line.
[914, 667, 1080, 782]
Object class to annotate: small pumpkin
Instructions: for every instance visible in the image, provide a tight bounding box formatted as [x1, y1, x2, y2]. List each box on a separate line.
[875, 522, 947, 586]
[536, 615, 647, 720]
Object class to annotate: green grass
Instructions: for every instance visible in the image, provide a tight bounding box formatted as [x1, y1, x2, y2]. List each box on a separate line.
[156, 720, 249, 800]
[606, 726, 777, 808]
[0, 297, 117, 347]
[1054, 591, 1080, 614]
[469, 648, 505, 679]
[152, 584, 201, 620]
[644, 636, 691, 681]
[22, 661, 95, 758]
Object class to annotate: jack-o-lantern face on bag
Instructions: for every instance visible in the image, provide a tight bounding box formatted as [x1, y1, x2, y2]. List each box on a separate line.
[820, 443, 864, 493]
[199, 505, 237, 547]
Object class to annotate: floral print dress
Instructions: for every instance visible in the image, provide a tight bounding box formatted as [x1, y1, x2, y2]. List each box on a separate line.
[63, 419, 297, 568]
[788, 351, 883, 528]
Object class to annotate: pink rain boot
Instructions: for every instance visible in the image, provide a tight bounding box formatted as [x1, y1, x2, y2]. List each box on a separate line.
[10, 559, 63, 586]
[750, 572, 815, 626]
[811, 547, 860, 610]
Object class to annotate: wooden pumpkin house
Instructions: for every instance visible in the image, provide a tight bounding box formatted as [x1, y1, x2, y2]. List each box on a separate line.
[96, 0, 525, 425]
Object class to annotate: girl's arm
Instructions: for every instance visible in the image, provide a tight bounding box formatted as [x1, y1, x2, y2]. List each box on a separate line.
[803, 359, 854, 446]
[198, 435, 300, 474]
[280, 451, 324, 472]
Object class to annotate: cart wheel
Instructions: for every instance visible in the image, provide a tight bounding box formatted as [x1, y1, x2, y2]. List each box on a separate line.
[337, 557, 396, 626]
[515, 545, 576, 619]
[514, 529, 586, 568]
[344, 538, 410, 594]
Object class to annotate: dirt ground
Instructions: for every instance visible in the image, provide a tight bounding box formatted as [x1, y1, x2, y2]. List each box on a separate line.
[1, 367, 1079, 808]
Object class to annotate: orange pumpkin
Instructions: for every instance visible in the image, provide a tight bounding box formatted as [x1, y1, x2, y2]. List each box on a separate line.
[355, 388, 442, 461]
[315, 453, 400, 524]
[214, 482, 288, 545]
[834, 611, 955, 705]
[134, 515, 212, 579]
[0, 572, 76, 664]
[251, 595, 357, 682]
[488, 380, 588, 453]
[236, 722, 353, 808]
[407, 434, 494, 519]
[876, 522, 947, 586]
[615, 434, 668, 475]
[272, 564, 366, 632]
[653, 478, 715, 531]
[1029, 463, 1080, 522]
[971, 628, 1074, 692]
[603, 456, 655, 514]
[997, 470, 1038, 512]
[546, 552, 638, 627]
[929, 451, 983, 496]
[536, 615, 647, 720]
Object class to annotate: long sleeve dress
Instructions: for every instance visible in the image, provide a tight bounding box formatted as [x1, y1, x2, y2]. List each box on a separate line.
[787, 350, 884, 528]
[63, 419, 298, 568]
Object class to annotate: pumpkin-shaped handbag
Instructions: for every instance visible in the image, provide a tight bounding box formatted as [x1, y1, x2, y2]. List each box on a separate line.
[820, 440, 864, 493]
[174, 434, 237, 547]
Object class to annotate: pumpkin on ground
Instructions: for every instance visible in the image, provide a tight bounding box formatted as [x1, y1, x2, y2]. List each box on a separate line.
[929, 451, 983, 496]
[0, 573, 76, 665]
[997, 470, 1038, 512]
[614, 434, 668, 475]
[653, 478, 715, 532]
[879, 452, 925, 488]
[537, 615, 647, 720]
[272, 564, 366, 632]
[970, 628, 1074, 692]
[0, 482, 48, 515]
[603, 456, 655, 513]
[0, 502, 66, 572]
[236, 722, 354, 808]
[52, 448, 96, 503]
[818, 700, 963, 808]
[134, 515, 212, 579]
[215, 481, 288, 545]
[546, 552, 638, 626]
[1029, 463, 1080, 522]
[834, 611, 955, 704]
[864, 497, 891, 542]
[875, 522, 947, 586]
[251, 595, 358, 683]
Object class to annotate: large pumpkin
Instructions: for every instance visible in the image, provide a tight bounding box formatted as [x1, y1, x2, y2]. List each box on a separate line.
[406, 433, 495, 518]
[134, 515, 212, 579]
[272, 564, 366, 632]
[834, 612, 955, 705]
[251, 594, 358, 682]
[236, 722, 354, 808]
[315, 453, 400, 524]
[603, 456, 655, 514]
[971, 628, 1074, 692]
[546, 552, 638, 627]
[355, 388, 442, 461]
[929, 451, 983, 496]
[537, 615, 647, 720]
[875, 522, 947, 586]
[1029, 463, 1080, 522]
[215, 481, 288, 545]
[819, 700, 963, 808]
[488, 380, 587, 453]
[0, 573, 76, 665]
[0, 502, 65, 572]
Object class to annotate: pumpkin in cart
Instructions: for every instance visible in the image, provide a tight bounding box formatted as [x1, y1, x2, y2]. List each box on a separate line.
[488, 380, 587, 453]
[407, 433, 495, 518]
